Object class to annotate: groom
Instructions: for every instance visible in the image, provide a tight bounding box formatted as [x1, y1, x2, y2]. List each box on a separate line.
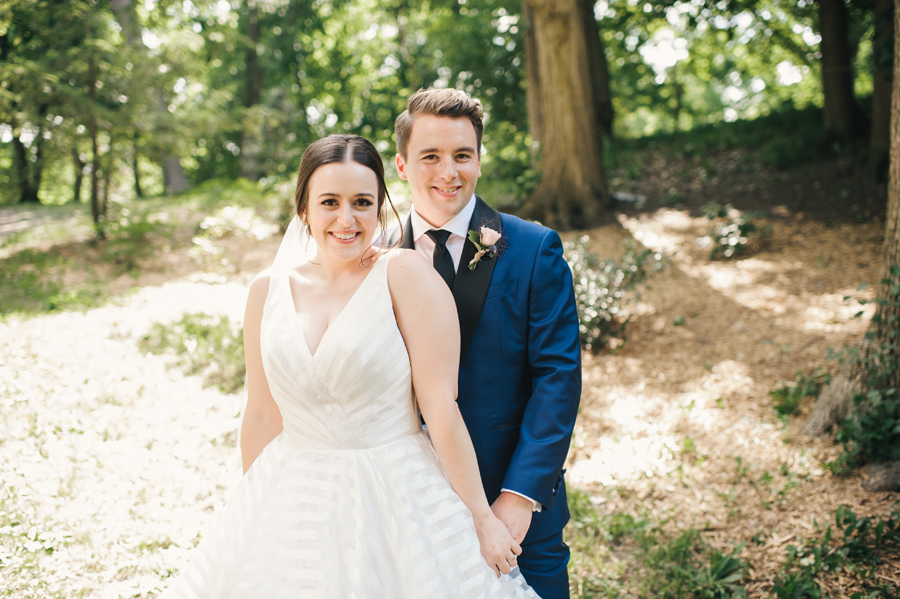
[394, 88, 582, 598]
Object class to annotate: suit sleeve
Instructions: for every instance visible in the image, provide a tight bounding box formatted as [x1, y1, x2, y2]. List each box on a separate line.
[501, 229, 581, 511]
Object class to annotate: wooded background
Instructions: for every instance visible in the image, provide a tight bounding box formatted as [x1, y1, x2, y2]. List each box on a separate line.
[1, 0, 893, 230]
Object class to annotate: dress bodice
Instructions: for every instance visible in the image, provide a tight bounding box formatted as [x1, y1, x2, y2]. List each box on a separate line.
[260, 253, 420, 451]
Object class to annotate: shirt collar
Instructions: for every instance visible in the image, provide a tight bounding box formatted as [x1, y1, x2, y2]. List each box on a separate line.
[409, 195, 477, 242]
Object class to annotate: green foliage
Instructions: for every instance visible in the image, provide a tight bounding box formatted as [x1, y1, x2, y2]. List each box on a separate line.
[773, 503, 900, 598]
[830, 268, 900, 469]
[99, 208, 172, 274]
[567, 488, 748, 598]
[0, 485, 70, 598]
[770, 370, 831, 418]
[563, 235, 664, 353]
[140, 312, 245, 394]
[701, 203, 772, 260]
[0, 248, 108, 317]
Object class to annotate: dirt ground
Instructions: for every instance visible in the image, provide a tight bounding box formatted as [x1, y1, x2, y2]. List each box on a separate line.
[1, 149, 897, 597]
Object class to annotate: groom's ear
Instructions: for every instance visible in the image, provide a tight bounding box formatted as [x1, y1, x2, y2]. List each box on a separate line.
[395, 154, 408, 181]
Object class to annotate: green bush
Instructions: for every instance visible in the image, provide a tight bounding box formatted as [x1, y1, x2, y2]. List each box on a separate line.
[565, 488, 747, 599]
[770, 370, 831, 418]
[140, 312, 245, 394]
[831, 269, 900, 469]
[772, 502, 900, 598]
[701, 203, 772, 260]
[563, 236, 664, 352]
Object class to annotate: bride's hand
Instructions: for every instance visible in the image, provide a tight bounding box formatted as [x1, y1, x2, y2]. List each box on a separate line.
[473, 512, 522, 577]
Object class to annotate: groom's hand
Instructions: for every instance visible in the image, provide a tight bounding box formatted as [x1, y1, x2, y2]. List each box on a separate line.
[491, 491, 533, 544]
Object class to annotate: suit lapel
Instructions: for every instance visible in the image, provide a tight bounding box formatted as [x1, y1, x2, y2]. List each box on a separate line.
[400, 216, 415, 250]
[453, 196, 501, 358]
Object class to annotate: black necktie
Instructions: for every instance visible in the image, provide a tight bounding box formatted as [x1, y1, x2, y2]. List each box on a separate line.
[426, 229, 455, 289]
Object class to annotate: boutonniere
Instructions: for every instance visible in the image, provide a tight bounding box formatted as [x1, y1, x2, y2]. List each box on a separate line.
[467, 226, 502, 271]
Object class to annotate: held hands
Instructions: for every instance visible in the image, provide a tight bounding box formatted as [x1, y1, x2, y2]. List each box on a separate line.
[473, 511, 522, 578]
[491, 491, 534, 545]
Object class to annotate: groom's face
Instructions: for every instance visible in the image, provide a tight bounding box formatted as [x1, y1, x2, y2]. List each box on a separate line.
[396, 114, 482, 228]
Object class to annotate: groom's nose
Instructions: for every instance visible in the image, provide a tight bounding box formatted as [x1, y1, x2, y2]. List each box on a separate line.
[438, 157, 458, 179]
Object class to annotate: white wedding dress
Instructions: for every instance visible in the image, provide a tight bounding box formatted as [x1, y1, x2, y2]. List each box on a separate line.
[159, 253, 540, 598]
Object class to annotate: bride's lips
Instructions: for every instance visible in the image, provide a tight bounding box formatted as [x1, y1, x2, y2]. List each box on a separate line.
[329, 231, 361, 243]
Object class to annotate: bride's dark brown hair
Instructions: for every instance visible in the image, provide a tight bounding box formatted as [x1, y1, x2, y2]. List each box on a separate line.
[293, 135, 401, 255]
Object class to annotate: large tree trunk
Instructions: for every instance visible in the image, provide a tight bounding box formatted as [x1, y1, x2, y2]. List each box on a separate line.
[805, 0, 900, 490]
[818, 0, 867, 143]
[519, 0, 612, 231]
[868, 0, 894, 181]
[523, 2, 541, 148]
[581, 0, 613, 135]
[240, 1, 263, 181]
[110, 0, 190, 195]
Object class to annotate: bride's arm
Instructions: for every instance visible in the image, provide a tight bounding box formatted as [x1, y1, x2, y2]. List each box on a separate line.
[388, 250, 520, 577]
[240, 275, 284, 474]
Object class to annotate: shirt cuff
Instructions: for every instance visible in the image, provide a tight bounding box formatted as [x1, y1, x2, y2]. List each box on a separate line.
[500, 488, 542, 512]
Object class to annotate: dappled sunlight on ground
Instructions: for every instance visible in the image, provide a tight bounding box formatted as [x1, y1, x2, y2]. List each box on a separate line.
[1, 279, 250, 597]
[565, 208, 893, 595]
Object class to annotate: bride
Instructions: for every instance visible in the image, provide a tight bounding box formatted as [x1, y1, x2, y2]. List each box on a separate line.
[157, 134, 540, 598]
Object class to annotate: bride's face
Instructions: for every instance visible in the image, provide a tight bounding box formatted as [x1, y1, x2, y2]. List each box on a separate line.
[304, 160, 380, 263]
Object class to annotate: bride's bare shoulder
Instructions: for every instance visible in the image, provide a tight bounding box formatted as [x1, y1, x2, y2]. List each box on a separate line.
[386, 248, 429, 279]
[246, 268, 278, 310]
[386, 249, 448, 301]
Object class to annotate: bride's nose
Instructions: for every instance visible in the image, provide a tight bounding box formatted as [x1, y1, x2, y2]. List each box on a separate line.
[336, 202, 354, 227]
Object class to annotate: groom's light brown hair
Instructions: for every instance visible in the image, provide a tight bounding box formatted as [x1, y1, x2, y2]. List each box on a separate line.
[394, 88, 484, 160]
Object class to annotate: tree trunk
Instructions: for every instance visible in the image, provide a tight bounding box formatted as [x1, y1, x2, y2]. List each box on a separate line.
[12, 135, 40, 203]
[877, 0, 900, 393]
[519, 0, 612, 231]
[868, 0, 894, 181]
[72, 147, 85, 204]
[523, 2, 541, 150]
[132, 131, 143, 198]
[581, 0, 613, 135]
[818, 0, 866, 142]
[102, 134, 114, 218]
[804, 0, 900, 485]
[110, 0, 190, 194]
[88, 52, 104, 239]
[240, 1, 263, 181]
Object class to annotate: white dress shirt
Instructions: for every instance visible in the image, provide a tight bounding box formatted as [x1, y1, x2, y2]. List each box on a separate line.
[409, 196, 542, 513]
[408, 195, 477, 271]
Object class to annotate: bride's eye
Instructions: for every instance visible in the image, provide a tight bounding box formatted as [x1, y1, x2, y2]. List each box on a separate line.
[355, 198, 374, 207]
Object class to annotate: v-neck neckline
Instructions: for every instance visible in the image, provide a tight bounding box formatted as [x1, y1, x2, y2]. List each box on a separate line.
[289, 256, 384, 359]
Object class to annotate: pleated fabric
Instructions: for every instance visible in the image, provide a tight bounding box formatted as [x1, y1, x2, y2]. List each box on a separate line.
[159, 252, 540, 599]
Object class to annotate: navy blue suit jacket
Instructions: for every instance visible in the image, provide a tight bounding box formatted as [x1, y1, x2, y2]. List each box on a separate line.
[403, 196, 582, 543]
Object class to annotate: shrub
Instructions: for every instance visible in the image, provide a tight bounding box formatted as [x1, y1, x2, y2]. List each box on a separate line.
[770, 369, 831, 418]
[831, 269, 900, 469]
[772, 502, 900, 597]
[700, 202, 772, 260]
[140, 312, 245, 394]
[563, 235, 664, 352]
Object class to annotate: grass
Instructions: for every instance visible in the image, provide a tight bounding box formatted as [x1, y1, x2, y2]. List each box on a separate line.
[0, 486, 70, 599]
[138, 312, 246, 394]
[0, 177, 289, 320]
[566, 488, 748, 598]
[567, 484, 900, 599]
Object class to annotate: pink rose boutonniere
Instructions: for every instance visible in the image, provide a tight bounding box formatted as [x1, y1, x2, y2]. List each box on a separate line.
[467, 226, 502, 271]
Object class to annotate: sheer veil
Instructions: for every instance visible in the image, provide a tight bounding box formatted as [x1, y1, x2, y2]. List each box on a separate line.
[272, 214, 318, 272]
